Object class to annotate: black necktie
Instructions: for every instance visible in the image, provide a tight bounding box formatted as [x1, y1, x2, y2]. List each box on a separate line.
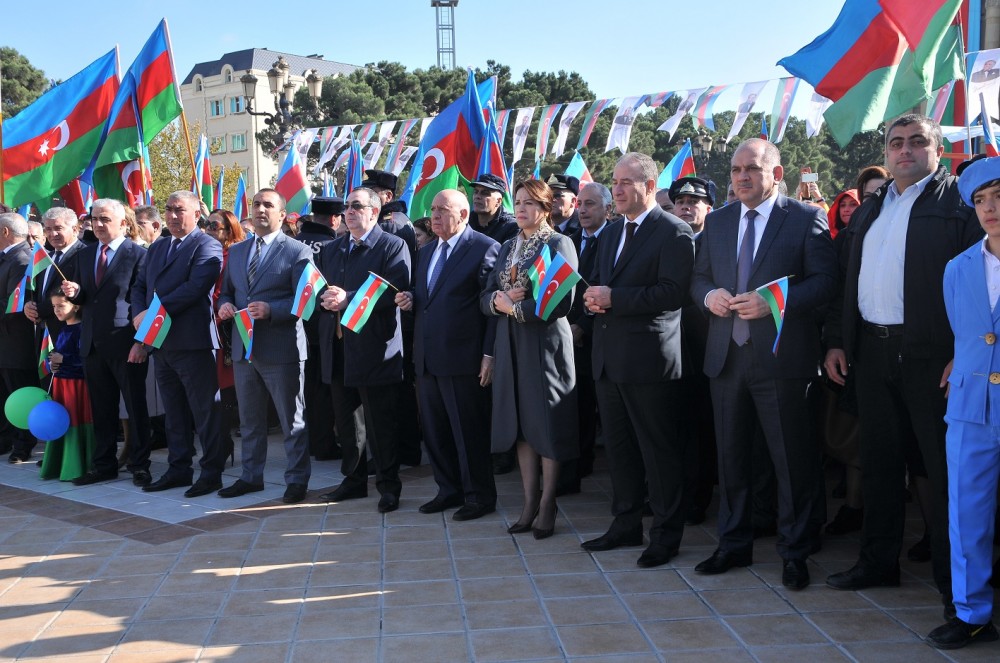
[732, 209, 758, 346]
[618, 222, 637, 264]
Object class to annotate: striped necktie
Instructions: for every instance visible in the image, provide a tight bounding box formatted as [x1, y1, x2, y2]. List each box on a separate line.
[248, 236, 264, 288]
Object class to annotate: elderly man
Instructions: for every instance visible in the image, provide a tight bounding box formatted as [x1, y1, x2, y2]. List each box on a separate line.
[396, 189, 499, 520]
[132, 191, 226, 497]
[690, 139, 837, 590]
[549, 174, 580, 235]
[24, 208, 86, 341]
[0, 212, 39, 462]
[825, 115, 982, 619]
[217, 189, 314, 503]
[471, 174, 518, 244]
[581, 153, 695, 568]
[561, 182, 616, 494]
[61, 199, 151, 485]
[318, 187, 411, 513]
[26, 220, 44, 246]
[134, 205, 164, 246]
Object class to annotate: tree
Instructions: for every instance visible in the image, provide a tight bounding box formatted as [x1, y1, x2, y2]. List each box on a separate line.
[1, 47, 49, 119]
[147, 121, 240, 210]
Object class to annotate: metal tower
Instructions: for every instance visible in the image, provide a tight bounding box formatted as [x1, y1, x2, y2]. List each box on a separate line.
[431, 0, 459, 70]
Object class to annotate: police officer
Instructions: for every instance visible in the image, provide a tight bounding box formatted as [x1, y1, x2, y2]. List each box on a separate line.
[547, 174, 581, 235]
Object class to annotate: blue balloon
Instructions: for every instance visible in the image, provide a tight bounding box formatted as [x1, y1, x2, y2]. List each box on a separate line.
[28, 400, 71, 441]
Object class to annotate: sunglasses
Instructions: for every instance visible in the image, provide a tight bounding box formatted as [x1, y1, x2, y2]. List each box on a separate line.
[344, 202, 372, 211]
[206, 222, 226, 231]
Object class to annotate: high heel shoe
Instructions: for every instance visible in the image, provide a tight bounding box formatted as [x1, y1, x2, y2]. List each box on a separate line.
[507, 507, 539, 534]
[531, 525, 554, 540]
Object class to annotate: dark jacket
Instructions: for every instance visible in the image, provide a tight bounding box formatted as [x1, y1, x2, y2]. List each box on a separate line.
[825, 165, 982, 361]
[473, 208, 518, 245]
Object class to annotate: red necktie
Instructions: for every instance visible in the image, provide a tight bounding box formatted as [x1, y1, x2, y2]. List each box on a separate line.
[96, 244, 109, 285]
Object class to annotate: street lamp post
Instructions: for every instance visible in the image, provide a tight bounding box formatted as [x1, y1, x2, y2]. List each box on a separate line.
[240, 57, 324, 128]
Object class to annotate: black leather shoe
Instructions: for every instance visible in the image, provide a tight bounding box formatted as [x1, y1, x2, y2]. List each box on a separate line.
[637, 544, 677, 568]
[695, 549, 753, 575]
[8, 450, 31, 464]
[72, 470, 117, 486]
[131, 470, 152, 487]
[184, 478, 222, 498]
[782, 559, 810, 590]
[419, 494, 464, 514]
[378, 493, 399, 513]
[143, 474, 192, 493]
[825, 563, 900, 590]
[491, 452, 515, 475]
[217, 479, 265, 498]
[283, 483, 308, 504]
[825, 505, 863, 535]
[319, 483, 368, 502]
[453, 503, 495, 521]
[908, 534, 931, 562]
[926, 618, 998, 649]
[581, 527, 644, 552]
[753, 522, 777, 539]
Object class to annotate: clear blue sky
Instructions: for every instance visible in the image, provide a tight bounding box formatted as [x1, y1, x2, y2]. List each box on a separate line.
[4, 0, 845, 111]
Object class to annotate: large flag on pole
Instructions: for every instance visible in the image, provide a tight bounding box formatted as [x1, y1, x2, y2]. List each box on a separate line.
[778, 0, 963, 146]
[342, 134, 364, 198]
[400, 70, 487, 218]
[2, 49, 118, 207]
[192, 135, 213, 208]
[233, 170, 249, 219]
[213, 166, 225, 210]
[131, 19, 184, 143]
[605, 96, 647, 154]
[275, 145, 311, 215]
[656, 140, 696, 189]
[564, 152, 594, 186]
[475, 111, 512, 211]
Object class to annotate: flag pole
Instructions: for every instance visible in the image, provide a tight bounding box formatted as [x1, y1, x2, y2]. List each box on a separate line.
[0, 54, 6, 203]
[179, 110, 199, 185]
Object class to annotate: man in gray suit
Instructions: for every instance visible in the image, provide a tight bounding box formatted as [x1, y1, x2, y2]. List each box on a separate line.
[690, 138, 837, 590]
[217, 188, 314, 504]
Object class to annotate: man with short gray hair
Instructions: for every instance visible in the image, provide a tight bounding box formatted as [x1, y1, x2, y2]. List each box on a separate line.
[25, 208, 85, 341]
[0, 212, 39, 462]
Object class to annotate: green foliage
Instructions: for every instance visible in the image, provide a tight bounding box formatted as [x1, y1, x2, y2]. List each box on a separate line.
[1, 46, 49, 119]
[148, 121, 240, 211]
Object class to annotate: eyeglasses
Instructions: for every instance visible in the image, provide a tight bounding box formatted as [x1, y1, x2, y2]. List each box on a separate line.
[344, 202, 372, 212]
[206, 222, 223, 230]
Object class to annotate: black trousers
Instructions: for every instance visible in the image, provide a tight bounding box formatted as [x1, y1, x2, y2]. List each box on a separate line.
[156, 349, 225, 482]
[304, 348, 336, 457]
[854, 331, 951, 598]
[83, 348, 150, 474]
[0, 366, 39, 455]
[359, 382, 404, 498]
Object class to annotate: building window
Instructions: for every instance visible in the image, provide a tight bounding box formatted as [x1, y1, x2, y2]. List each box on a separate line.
[209, 100, 224, 117]
[210, 136, 226, 154]
[223, 67, 233, 83]
[231, 133, 247, 152]
[229, 97, 245, 114]
[194, 77, 203, 92]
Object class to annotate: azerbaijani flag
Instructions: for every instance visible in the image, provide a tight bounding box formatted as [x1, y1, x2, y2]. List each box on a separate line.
[535, 251, 582, 321]
[475, 110, 513, 211]
[234, 308, 254, 361]
[6, 276, 28, 314]
[760, 115, 770, 141]
[133, 292, 172, 348]
[291, 263, 327, 321]
[233, 171, 249, 220]
[38, 328, 53, 380]
[59, 178, 94, 218]
[768, 78, 800, 144]
[564, 152, 594, 187]
[400, 69, 487, 218]
[981, 94, 1000, 157]
[778, 0, 962, 146]
[692, 85, 730, 131]
[192, 135, 213, 208]
[342, 272, 391, 334]
[576, 99, 613, 150]
[756, 276, 789, 355]
[131, 19, 184, 145]
[213, 166, 225, 210]
[276, 145, 311, 215]
[2, 49, 118, 207]
[526, 244, 552, 300]
[656, 140, 696, 189]
[535, 103, 563, 161]
[342, 135, 364, 198]
[28, 241, 54, 282]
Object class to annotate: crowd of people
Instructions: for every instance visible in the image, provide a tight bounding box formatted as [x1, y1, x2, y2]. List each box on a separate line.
[1, 112, 999, 650]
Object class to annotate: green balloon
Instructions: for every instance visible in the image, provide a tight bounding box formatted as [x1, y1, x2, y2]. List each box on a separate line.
[4, 387, 49, 430]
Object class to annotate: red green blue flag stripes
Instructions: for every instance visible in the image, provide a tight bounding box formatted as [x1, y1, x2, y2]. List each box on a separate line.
[276, 144, 311, 215]
[343, 272, 391, 333]
[291, 263, 327, 321]
[192, 135, 213, 208]
[214, 166, 225, 210]
[760, 115, 769, 141]
[234, 308, 254, 361]
[2, 49, 118, 207]
[756, 276, 789, 355]
[6, 276, 29, 314]
[133, 292, 172, 348]
[693, 86, 729, 131]
[656, 140, 696, 190]
[564, 152, 594, 187]
[131, 19, 184, 143]
[535, 251, 582, 321]
[28, 241, 54, 283]
[476, 111, 512, 211]
[342, 135, 364, 198]
[526, 244, 552, 300]
[233, 171, 249, 220]
[576, 99, 613, 150]
[535, 103, 563, 161]
[768, 78, 800, 144]
[38, 328, 53, 380]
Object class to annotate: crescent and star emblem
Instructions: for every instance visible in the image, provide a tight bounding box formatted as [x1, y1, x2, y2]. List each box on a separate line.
[38, 121, 70, 156]
[422, 148, 446, 182]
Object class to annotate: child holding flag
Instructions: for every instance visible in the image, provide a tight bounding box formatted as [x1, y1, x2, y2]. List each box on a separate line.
[39, 293, 95, 482]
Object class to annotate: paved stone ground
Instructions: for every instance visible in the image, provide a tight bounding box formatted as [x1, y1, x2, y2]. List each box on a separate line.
[0, 440, 997, 662]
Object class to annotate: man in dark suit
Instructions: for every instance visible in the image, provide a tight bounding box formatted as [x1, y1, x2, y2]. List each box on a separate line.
[690, 138, 838, 590]
[318, 186, 411, 513]
[395, 189, 499, 520]
[560, 182, 616, 495]
[61, 199, 152, 486]
[217, 188, 314, 504]
[581, 153, 695, 568]
[24, 208, 86, 343]
[0, 212, 39, 462]
[132, 190, 226, 497]
[824, 115, 981, 617]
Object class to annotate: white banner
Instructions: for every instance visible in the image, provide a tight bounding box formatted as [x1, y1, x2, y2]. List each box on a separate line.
[511, 107, 536, 165]
[392, 146, 419, 176]
[805, 92, 833, 138]
[725, 81, 769, 143]
[605, 95, 646, 154]
[657, 87, 706, 139]
[313, 126, 351, 176]
[364, 121, 397, 169]
[553, 101, 587, 158]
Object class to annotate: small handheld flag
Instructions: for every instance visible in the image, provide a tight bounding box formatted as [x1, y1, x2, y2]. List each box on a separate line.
[342, 272, 392, 333]
[291, 263, 327, 321]
[133, 292, 172, 349]
[535, 251, 582, 321]
[234, 308, 254, 360]
[526, 244, 552, 300]
[656, 139, 696, 190]
[755, 276, 789, 355]
[27, 241, 54, 285]
[38, 328, 53, 380]
[6, 276, 28, 313]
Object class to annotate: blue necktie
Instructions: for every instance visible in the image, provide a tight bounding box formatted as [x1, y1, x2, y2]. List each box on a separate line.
[732, 209, 758, 346]
[427, 242, 449, 295]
